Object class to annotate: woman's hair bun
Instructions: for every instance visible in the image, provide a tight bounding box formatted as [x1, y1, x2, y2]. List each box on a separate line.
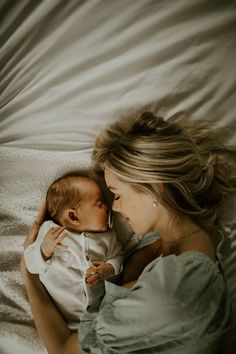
[131, 111, 168, 135]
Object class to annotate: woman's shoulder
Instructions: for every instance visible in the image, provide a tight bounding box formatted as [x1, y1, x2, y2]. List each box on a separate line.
[103, 250, 226, 311]
[139, 250, 225, 301]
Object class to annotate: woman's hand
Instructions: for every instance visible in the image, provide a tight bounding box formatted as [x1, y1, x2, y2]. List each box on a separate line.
[24, 202, 47, 249]
[21, 202, 47, 277]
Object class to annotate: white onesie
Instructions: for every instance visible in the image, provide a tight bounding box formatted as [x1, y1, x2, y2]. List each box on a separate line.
[24, 220, 124, 329]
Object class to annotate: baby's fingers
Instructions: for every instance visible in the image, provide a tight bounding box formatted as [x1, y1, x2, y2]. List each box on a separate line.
[56, 229, 69, 243]
[54, 230, 69, 251]
[44, 226, 63, 240]
[85, 267, 97, 276]
[86, 274, 99, 287]
[55, 243, 68, 250]
[52, 226, 66, 237]
[92, 261, 103, 267]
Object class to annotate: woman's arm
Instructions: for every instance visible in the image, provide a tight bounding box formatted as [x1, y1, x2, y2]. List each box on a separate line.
[21, 204, 84, 354]
[21, 259, 82, 354]
[119, 239, 162, 285]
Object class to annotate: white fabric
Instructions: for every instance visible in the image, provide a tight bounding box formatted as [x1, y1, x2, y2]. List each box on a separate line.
[24, 220, 123, 329]
[0, 146, 132, 353]
[0, 0, 236, 353]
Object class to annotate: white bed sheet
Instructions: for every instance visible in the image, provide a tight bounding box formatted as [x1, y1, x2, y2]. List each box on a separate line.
[0, 0, 236, 353]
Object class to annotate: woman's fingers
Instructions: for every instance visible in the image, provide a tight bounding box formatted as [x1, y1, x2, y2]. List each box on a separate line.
[24, 203, 47, 249]
[20, 255, 27, 275]
[35, 202, 47, 225]
[24, 221, 41, 249]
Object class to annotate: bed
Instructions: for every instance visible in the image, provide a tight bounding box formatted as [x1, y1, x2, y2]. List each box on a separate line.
[0, 0, 236, 353]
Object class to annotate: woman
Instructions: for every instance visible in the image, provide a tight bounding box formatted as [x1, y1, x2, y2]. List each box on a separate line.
[21, 110, 235, 354]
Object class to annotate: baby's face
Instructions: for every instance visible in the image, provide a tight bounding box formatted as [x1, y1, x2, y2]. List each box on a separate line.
[78, 180, 109, 232]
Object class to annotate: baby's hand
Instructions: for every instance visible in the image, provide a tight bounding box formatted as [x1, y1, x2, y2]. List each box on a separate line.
[41, 226, 68, 260]
[86, 261, 115, 287]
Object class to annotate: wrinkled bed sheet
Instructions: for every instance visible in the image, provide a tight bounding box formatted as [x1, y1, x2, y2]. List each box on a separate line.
[0, 0, 236, 353]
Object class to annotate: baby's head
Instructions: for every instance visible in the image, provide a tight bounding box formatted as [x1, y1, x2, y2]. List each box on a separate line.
[46, 171, 109, 233]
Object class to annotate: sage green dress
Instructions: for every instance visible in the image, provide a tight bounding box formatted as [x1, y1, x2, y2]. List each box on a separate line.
[78, 236, 231, 354]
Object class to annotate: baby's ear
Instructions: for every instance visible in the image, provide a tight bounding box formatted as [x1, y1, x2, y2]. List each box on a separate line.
[67, 209, 80, 222]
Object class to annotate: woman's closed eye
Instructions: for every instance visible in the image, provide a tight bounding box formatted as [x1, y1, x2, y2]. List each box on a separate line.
[114, 195, 120, 201]
[96, 200, 105, 208]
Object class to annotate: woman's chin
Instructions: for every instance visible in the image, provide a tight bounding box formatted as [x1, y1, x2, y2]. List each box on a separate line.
[132, 224, 150, 235]
[123, 217, 147, 235]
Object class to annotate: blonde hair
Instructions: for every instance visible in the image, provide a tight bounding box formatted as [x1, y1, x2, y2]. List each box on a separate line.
[46, 169, 100, 224]
[92, 110, 236, 228]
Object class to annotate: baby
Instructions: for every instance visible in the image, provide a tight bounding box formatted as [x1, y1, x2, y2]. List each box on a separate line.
[24, 170, 124, 329]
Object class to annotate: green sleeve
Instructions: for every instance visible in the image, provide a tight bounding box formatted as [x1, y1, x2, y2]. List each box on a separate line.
[79, 253, 230, 353]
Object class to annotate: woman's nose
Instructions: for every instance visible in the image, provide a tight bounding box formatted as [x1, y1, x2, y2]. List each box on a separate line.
[101, 203, 108, 212]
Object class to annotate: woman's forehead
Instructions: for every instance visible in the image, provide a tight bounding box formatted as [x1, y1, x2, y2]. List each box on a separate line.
[104, 167, 119, 189]
[104, 167, 129, 193]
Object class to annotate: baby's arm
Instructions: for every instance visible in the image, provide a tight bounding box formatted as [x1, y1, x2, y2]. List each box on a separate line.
[24, 222, 68, 274]
[85, 229, 124, 287]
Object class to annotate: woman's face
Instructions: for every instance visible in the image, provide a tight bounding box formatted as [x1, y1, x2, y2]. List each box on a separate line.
[104, 167, 159, 234]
